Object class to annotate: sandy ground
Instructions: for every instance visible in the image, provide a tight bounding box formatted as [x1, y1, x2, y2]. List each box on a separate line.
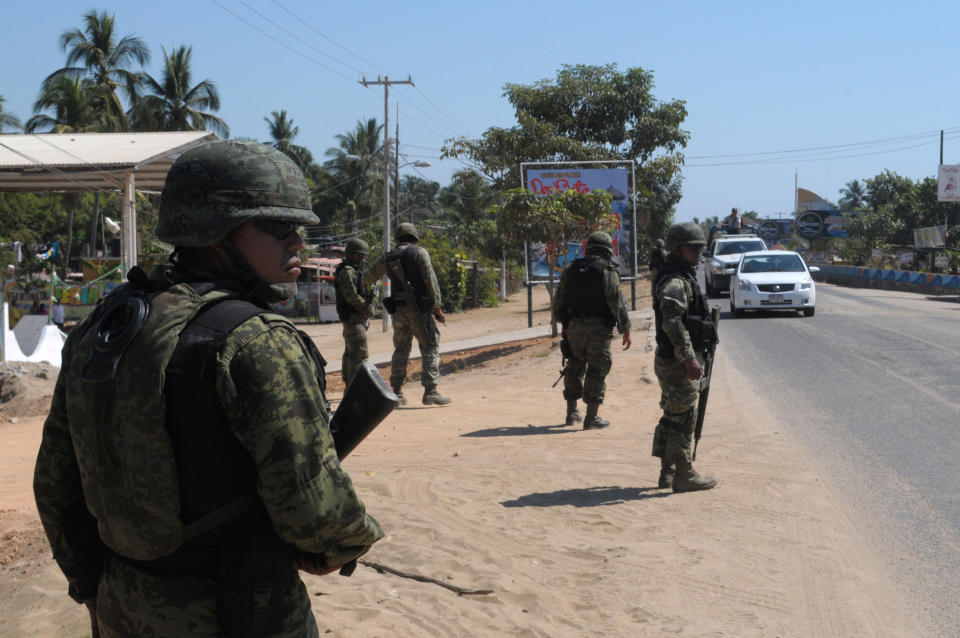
[0, 284, 924, 637]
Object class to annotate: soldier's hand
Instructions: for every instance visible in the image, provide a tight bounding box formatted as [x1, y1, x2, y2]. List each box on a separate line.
[433, 308, 446, 325]
[621, 331, 632, 350]
[84, 599, 100, 638]
[683, 357, 702, 381]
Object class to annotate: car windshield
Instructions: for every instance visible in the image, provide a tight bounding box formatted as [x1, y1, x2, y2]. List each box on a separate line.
[717, 240, 766, 255]
[740, 254, 806, 273]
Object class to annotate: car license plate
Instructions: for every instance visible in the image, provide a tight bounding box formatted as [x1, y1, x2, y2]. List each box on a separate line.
[768, 294, 783, 303]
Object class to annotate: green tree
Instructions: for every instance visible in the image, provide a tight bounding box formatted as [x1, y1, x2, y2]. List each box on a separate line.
[131, 45, 228, 137]
[838, 179, 867, 210]
[492, 187, 615, 334]
[322, 118, 383, 232]
[443, 63, 688, 244]
[0, 95, 22, 132]
[44, 9, 149, 131]
[25, 74, 110, 275]
[264, 109, 313, 171]
[842, 203, 903, 264]
[397, 175, 439, 226]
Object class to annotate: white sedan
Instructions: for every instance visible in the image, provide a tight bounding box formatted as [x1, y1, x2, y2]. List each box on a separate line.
[729, 250, 819, 317]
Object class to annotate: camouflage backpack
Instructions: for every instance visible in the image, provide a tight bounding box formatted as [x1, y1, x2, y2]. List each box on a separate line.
[63, 272, 266, 560]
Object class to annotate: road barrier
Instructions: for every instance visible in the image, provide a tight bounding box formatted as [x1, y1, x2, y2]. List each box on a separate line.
[813, 265, 960, 296]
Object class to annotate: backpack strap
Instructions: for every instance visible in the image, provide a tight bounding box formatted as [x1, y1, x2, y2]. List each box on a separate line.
[166, 297, 267, 542]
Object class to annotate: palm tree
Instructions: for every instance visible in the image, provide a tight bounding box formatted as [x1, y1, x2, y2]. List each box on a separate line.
[323, 118, 383, 231]
[264, 110, 313, 171]
[0, 95, 23, 132]
[131, 45, 229, 137]
[25, 74, 106, 276]
[44, 9, 149, 131]
[838, 179, 867, 210]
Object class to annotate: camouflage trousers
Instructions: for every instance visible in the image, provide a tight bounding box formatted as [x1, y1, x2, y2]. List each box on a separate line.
[652, 354, 701, 463]
[563, 318, 613, 405]
[341, 318, 369, 385]
[96, 554, 319, 638]
[390, 310, 440, 388]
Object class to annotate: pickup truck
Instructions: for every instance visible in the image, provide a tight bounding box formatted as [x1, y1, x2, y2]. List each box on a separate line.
[703, 233, 768, 296]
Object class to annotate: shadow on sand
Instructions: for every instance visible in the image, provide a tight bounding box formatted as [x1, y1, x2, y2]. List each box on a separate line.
[501, 485, 667, 508]
[461, 423, 575, 438]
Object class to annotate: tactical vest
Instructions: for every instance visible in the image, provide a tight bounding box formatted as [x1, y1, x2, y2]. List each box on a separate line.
[385, 244, 430, 312]
[65, 272, 327, 564]
[564, 256, 616, 328]
[654, 263, 716, 358]
[334, 260, 366, 321]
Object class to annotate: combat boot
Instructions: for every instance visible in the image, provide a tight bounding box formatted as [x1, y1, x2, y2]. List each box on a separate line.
[657, 458, 676, 489]
[392, 386, 407, 406]
[672, 459, 717, 493]
[422, 386, 451, 406]
[565, 399, 582, 426]
[582, 403, 610, 430]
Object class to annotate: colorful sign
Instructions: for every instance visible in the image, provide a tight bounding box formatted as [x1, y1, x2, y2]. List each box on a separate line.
[525, 167, 631, 277]
[937, 164, 960, 202]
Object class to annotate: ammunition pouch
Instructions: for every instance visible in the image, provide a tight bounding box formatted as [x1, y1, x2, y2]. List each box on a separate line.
[217, 531, 298, 638]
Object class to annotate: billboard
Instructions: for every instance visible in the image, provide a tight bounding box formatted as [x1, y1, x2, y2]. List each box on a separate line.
[937, 164, 960, 201]
[525, 167, 631, 277]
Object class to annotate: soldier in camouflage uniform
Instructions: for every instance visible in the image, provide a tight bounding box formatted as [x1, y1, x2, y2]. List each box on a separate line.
[554, 231, 632, 430]
[334, 238, 375, 386]
[34, 141, 383, 637]
[652, 222, 718, 493]
[363, 222, 451, 406]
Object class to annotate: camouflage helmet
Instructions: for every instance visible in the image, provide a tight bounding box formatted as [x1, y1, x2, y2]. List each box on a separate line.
[395, 222, 419, 241]
[345, 237, 369, 256]
[585, 231, 614, 255]
[654, 238, 665, 248]
[156, 140, 319, 246]
[666, 222, 706, 251]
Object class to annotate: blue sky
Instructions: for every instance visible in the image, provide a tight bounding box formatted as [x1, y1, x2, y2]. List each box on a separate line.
[2, 1, 958, 224]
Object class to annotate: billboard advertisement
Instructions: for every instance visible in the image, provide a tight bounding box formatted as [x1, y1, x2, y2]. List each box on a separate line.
[525, 167, 631, 277]
[937, 164, 960, 201]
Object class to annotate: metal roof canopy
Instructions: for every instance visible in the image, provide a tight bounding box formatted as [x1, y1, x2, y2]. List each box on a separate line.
[0, 131, 217, 272]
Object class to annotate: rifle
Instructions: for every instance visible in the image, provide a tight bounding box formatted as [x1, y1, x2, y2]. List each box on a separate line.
[552, 332, 572, 388]
[329, 361, 400, 459]
[384, 258, 439, 347]
[692, 305, 720, 461]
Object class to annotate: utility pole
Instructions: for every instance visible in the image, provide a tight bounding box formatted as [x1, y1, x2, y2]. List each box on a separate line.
[361, 75, 413, 331]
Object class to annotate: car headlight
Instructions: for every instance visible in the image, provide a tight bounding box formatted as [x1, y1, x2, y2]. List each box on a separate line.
[800, 281, 812, 290]
[738, 279, 752, 291]
[711, 262, 723, 275]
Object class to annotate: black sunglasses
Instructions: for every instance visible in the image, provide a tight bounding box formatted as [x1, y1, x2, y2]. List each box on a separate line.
[254, 220, 300, 240]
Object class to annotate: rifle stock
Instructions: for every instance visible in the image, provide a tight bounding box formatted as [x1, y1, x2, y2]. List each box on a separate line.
[692, 305, 720, 461]
[329, 361, 399, 459]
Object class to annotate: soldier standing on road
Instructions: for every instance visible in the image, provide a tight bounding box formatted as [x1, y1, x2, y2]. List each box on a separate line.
[648, 238, 667, 297]
[554, 231, 632, 430]
[335, 238, 376, 387]
[652, 222, 718, 493]
[34, 141, 383, 637]
[364, 222, 451, 406]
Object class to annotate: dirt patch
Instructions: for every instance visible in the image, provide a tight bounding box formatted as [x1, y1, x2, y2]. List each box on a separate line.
[0, 362, 58, 420]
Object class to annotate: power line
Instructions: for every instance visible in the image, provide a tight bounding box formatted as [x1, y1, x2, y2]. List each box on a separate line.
[236, 0, 367, 75]
[271, 0, 395, 77]
[209, 0, 358, 83]
[686, 133, 960, 167]
[413, 85, 473, 136]
[687, 127, 960, 161]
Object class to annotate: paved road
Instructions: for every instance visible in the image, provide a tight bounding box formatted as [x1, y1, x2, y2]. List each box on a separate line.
[703, 274, 960, 636]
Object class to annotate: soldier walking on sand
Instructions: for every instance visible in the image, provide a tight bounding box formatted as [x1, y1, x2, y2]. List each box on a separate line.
[554, 231, 632, 430]
[364, 222, 451, 406]
[335, 238, 376, 386]
[652, 222, 718, 493]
